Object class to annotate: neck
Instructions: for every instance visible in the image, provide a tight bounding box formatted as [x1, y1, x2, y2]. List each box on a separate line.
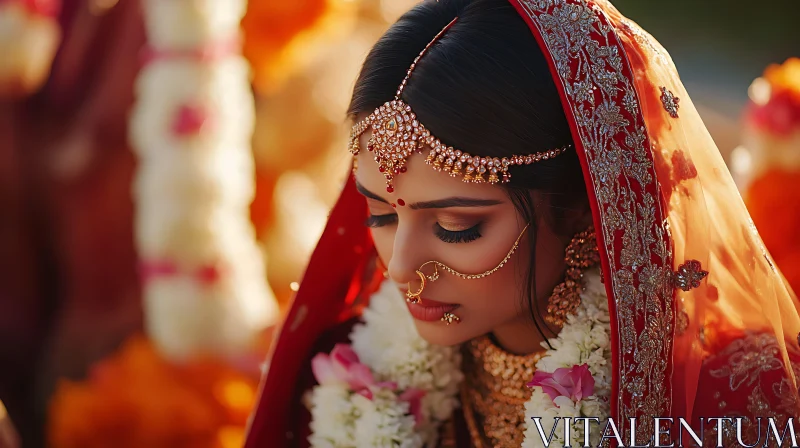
[490, 314, 548, 355]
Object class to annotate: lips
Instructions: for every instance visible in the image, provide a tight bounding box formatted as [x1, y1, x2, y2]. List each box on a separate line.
[404, 295, 459, 322]
[409, 296, 453, 307]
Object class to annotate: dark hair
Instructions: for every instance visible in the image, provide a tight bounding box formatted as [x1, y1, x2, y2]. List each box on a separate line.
[347, 0, 589, 338]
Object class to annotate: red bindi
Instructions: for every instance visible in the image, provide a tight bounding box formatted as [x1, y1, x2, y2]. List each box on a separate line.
[397, 199, 406, 206]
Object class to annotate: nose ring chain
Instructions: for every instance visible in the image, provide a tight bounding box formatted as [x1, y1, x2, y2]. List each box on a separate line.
[404, 223, 530, 305]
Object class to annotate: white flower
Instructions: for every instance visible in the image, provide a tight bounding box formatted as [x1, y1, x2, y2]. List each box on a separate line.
[308, 280, 463, 447]
[524, 268, 612, 448]
[523, 391, 561, 448]
[308, 267, 611, 448]
[132, 0, 278, 361]
[350, 281, 418, 364]
[350, 280, 462, 445]
[353, 390, 421, 448]
[308, 385, 358, 447]
[351, 281, 462, 388]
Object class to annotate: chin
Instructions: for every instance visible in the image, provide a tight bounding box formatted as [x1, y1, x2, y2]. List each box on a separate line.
[412, 320, 476, 347]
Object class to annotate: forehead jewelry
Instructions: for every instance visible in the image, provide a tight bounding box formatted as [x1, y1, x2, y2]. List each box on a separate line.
[348, 18, 570, 193]
[405, 223, 530, 303]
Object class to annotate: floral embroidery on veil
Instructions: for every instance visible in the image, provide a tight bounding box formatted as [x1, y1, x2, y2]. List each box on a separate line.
[523, 268, 611, 447]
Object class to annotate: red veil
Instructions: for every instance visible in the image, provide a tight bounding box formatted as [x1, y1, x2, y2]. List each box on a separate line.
[246, 0, 800, 445]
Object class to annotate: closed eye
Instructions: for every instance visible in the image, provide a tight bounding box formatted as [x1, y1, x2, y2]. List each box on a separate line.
[365, 214, 397, 228]
[434, 222, 482, 244]
[365, 214, 483, 244]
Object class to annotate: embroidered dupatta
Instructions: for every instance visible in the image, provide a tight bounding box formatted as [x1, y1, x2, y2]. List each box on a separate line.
[245, 1, 800, 445]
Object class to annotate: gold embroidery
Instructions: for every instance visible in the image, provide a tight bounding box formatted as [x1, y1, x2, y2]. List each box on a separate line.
[702, 414, 751, 448]
[673, 259, 708, 291]
[659, 86, 680, 118]
[675, 306, 689, 336]
[517, 0, 675, 439]
[792, 360, 800, 387]
[774, 377, 800, 417]
[618, 18, 670, 67]
[709, 333, 783, 391]
[701, 332, 797, 447]
[747, 383, 771, 416]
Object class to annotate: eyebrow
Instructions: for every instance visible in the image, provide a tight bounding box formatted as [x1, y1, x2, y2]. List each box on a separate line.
[355, 181, 503, 210]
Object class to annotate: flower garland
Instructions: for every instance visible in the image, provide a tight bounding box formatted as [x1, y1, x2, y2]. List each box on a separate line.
[129, 0, 278, 360]
[307, 269, 611, 447]
[48, 335, 262, 448]
[523, 268, 612, 448]
[743, 58, 800, 294]
[307, 279, 463, 447]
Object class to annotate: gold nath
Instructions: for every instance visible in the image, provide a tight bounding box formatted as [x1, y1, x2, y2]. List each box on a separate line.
[406, 223, 529, 303]
[348, 17, 570, 193]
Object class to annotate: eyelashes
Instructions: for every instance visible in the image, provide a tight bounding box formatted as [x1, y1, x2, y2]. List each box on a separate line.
[434, 223, 482, 243]
[364, 214, 397, 228]
[365, 214, 482, 244]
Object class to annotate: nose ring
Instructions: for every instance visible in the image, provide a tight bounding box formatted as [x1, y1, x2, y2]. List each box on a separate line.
[405, 270, 426, 303]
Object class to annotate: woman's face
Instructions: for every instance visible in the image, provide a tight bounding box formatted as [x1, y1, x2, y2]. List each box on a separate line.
[354, 126, 570, 348]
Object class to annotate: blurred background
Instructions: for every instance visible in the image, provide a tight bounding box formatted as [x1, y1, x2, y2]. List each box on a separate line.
[0, 0, 797, 447]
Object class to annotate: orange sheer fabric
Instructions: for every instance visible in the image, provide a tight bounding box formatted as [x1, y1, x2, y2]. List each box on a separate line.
[602, 0, 800, 425]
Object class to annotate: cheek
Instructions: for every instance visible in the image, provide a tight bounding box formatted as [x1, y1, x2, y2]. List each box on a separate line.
[459, 241, 531, 313]
[370, 227, 395, 265]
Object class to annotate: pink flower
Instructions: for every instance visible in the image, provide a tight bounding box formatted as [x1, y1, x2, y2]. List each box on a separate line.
[311, 344, 396, 400]
[399, 388, 426, 426]
[171, 104, 212, 136]
[527, 364, 595, 405]
[747, 90, 800, 136]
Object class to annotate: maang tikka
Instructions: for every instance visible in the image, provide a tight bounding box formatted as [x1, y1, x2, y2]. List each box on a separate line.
[356, 16, 570, 327]
[545, 226, 601, 327]
[347, 17, 571, 193]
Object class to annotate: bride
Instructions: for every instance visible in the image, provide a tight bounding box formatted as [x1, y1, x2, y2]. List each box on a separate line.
[245, 0, 800, 446]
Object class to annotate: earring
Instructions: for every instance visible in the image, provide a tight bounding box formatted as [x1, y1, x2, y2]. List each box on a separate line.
[377, 257, 389, 279]
[545, 226, 600, 327]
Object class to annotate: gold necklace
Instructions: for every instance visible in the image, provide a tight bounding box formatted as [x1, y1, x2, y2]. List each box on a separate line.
[461, 335, 545, 447]
[461, 382, 486, 448]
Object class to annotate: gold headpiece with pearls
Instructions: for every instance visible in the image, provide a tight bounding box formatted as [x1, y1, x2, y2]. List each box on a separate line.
[348, 17, 571, 193]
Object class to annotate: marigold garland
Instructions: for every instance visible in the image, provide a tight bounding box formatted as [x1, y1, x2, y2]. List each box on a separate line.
[744, 59, 800, 294]
[745, 169, 800, 293]
[745, 58, 800, 136]
[48, 335, 262, 448]
[241, 0, 330, 93]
